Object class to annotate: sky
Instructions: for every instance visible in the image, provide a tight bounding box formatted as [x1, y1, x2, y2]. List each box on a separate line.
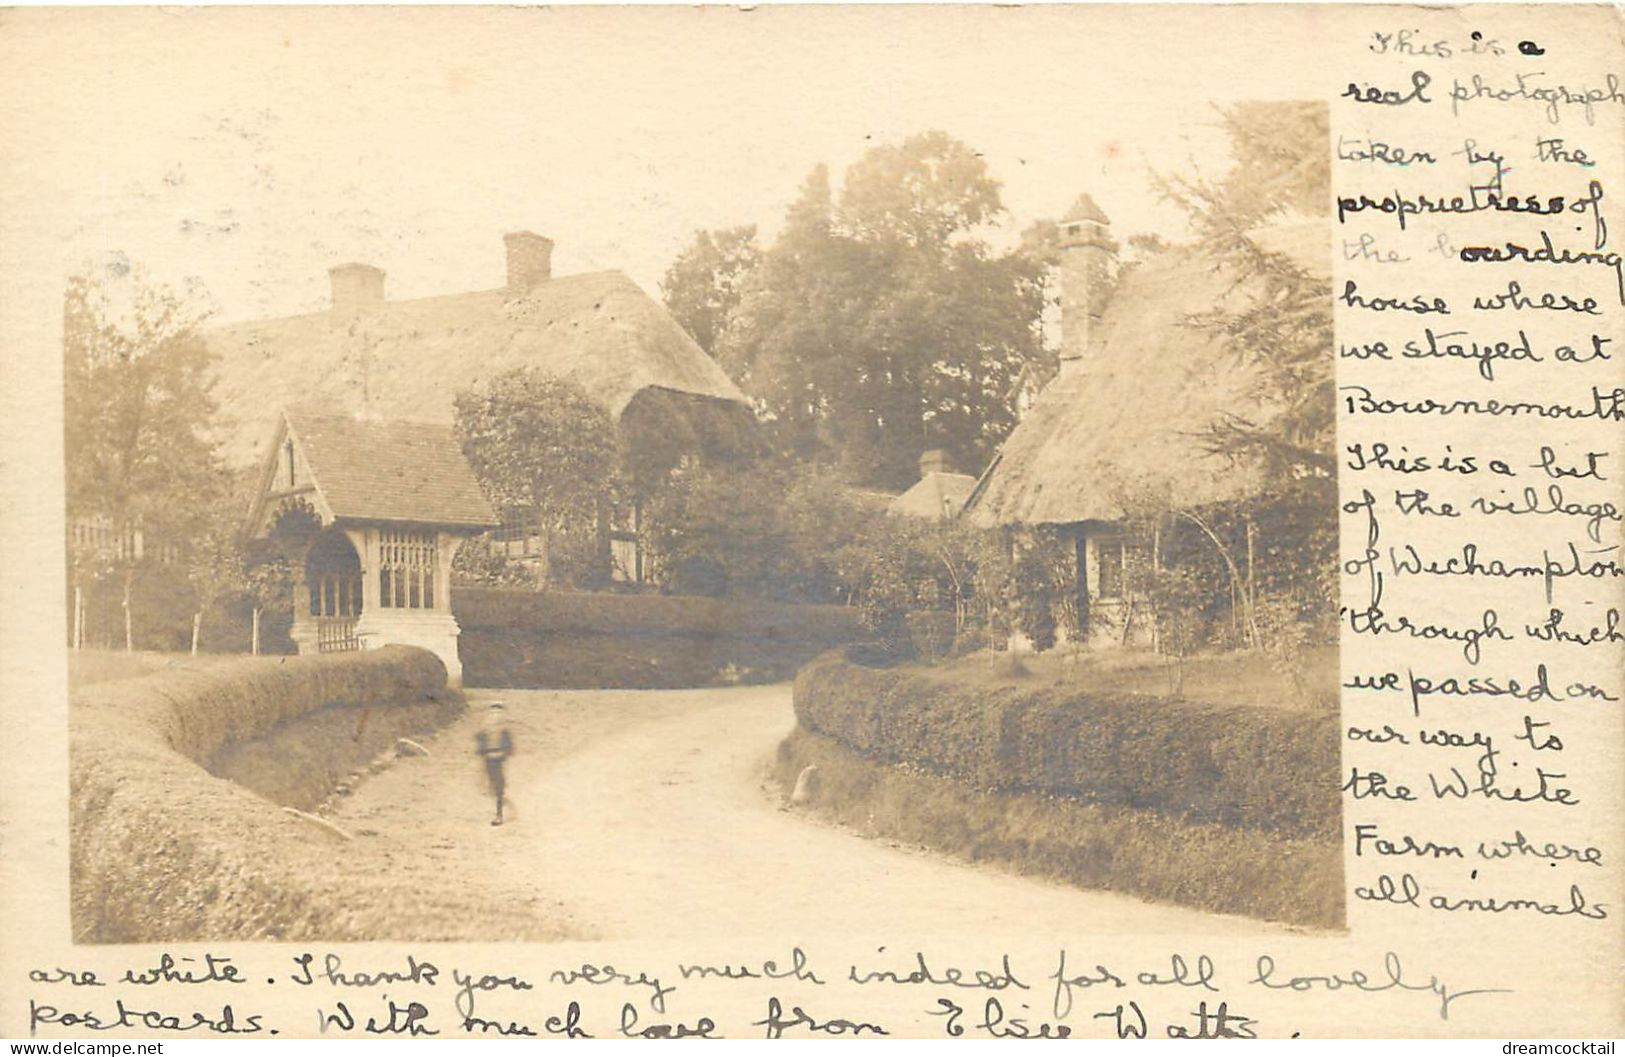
[1, 5, 1340, 324]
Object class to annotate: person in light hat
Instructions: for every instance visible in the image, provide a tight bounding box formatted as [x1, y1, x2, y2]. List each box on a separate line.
[475, 701, 514, 826]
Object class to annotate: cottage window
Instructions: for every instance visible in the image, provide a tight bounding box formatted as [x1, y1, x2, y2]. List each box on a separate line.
[1095, 537, 1126, 599]
[495, 505, 540, 558]
[378, 529, 437, 610]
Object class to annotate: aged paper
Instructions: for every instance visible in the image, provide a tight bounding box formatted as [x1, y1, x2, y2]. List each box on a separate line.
[1, 3, 1621, 1041]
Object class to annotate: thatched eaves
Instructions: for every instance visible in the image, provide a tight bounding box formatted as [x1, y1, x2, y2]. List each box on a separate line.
[966, 222, 1327, 527]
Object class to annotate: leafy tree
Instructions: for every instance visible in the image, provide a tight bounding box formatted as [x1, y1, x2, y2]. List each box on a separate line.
[452, 368, 621, 588]
[63, 267, 223, 649]
[243, 555, 295, 655]
[184, 475, 245, 654]
[660, 225, 759, 357]
[716, 133, 1050, 489]
[1157, 101, 1334, 487]
[641, 460, 863, 602]
[1148, 103, 1335, 659]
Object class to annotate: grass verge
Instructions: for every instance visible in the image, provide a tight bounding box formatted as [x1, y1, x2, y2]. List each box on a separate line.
[775, 727, 1344, 930]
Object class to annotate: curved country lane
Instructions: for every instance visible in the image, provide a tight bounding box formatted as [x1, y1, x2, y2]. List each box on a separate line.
[328, 686, 1292, 942]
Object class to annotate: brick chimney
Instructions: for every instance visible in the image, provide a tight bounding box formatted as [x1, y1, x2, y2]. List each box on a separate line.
[1057, 194, 1117, 368]
[505, 231, 554, 294]
[919, 449, 952, 478]
[329, 263, 385, 320]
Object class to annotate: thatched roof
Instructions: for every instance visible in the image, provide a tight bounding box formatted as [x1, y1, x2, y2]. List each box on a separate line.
[887, 471, 977, 521]
[247, 410, 499, 535]
[966, 221, 1328, 527]
[206, 269, 749, 466]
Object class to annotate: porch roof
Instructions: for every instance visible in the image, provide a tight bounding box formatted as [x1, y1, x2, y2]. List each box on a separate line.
[260, 411, 499, 531]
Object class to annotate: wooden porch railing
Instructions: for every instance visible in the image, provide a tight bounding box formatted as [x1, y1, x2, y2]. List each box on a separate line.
[316, 616, 361, 653]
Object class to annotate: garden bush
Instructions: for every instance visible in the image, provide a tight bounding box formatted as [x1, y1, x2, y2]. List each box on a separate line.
[793, 650, 1338, 841]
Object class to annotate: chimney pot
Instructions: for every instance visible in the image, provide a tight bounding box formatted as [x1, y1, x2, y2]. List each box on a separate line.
[919, 449, 951, 477]
[328, 263, 385, 319]
[505, 231, 554, 294]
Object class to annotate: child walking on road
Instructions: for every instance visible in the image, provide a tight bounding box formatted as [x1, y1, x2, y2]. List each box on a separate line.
[475, 702, 514, 826]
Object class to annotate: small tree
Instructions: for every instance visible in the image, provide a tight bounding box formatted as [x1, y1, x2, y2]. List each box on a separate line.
[184, 504, 243, 654]
[453, 369, 621, 589]
[1143, 565, 1207, 698]
[243, 556, 294, 655]
[63, 266, 222, 650]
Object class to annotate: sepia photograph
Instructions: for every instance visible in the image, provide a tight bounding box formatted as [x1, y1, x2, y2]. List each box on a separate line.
[48, 8, 1343, 949]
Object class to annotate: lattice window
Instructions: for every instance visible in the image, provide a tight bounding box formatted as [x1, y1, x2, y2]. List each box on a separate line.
[378, 529, 437, 610]
[494, 505, 542, 558]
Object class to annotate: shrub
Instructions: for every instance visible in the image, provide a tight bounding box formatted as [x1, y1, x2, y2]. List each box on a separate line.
[793, 651, 1339, 841]
[74, 646, 452, 767]
[905, 610, 957, 661]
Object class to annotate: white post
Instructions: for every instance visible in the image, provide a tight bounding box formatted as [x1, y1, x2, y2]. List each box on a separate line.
[251, 607, 261, 656]
[72, 586, 83, 650]
[191, 612, 202, 655]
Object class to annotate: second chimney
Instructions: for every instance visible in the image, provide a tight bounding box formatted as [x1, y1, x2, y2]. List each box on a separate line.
[505, 231, 554, 294]
[1057, 193, 1117, 368]
[919, 449, 951, 478]
[329, 263, 385, 320]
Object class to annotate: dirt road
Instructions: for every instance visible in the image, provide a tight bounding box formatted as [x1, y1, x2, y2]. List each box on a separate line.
[331, 686, 1290, 942]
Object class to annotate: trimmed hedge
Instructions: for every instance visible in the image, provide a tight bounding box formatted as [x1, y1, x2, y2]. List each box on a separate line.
[70, 648, 557, 942]
[777, 728, 1343, 928]
[793, 651, 1339, 841]
[453, 587, 862, 641]
[454, 588, 864, 688]
[75, 647, 452, 764]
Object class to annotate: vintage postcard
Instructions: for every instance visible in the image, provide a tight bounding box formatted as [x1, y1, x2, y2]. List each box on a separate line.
[0, 2, 1620, 1041]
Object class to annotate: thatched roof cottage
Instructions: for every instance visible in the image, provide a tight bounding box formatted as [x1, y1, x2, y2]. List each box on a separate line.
[211, 232, 758, 671]
[206, 231, 758, 583]
[964, 196, 1328, 646]
[205, 231, 755, 468]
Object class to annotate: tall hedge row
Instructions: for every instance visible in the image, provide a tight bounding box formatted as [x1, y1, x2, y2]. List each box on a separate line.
[75, 647, 451, 764]
[453, 588, 864, 688]
[793, 652, 1339, 841]
[70, 647, 521, 942]
[453, 587, 862, 642]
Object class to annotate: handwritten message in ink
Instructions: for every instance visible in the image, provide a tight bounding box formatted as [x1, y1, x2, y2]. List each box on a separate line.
[24, 945, 1513, 1039]
[1336, 18, 1622, 930]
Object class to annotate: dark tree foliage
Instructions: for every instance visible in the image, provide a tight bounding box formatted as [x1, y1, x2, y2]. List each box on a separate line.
[659, 225, 760, 358]
[1157, 101, 1335, 489]
[713, 133, 1050, 489]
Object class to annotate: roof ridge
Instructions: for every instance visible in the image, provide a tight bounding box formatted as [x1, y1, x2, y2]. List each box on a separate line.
[206, 268, 634, 332]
